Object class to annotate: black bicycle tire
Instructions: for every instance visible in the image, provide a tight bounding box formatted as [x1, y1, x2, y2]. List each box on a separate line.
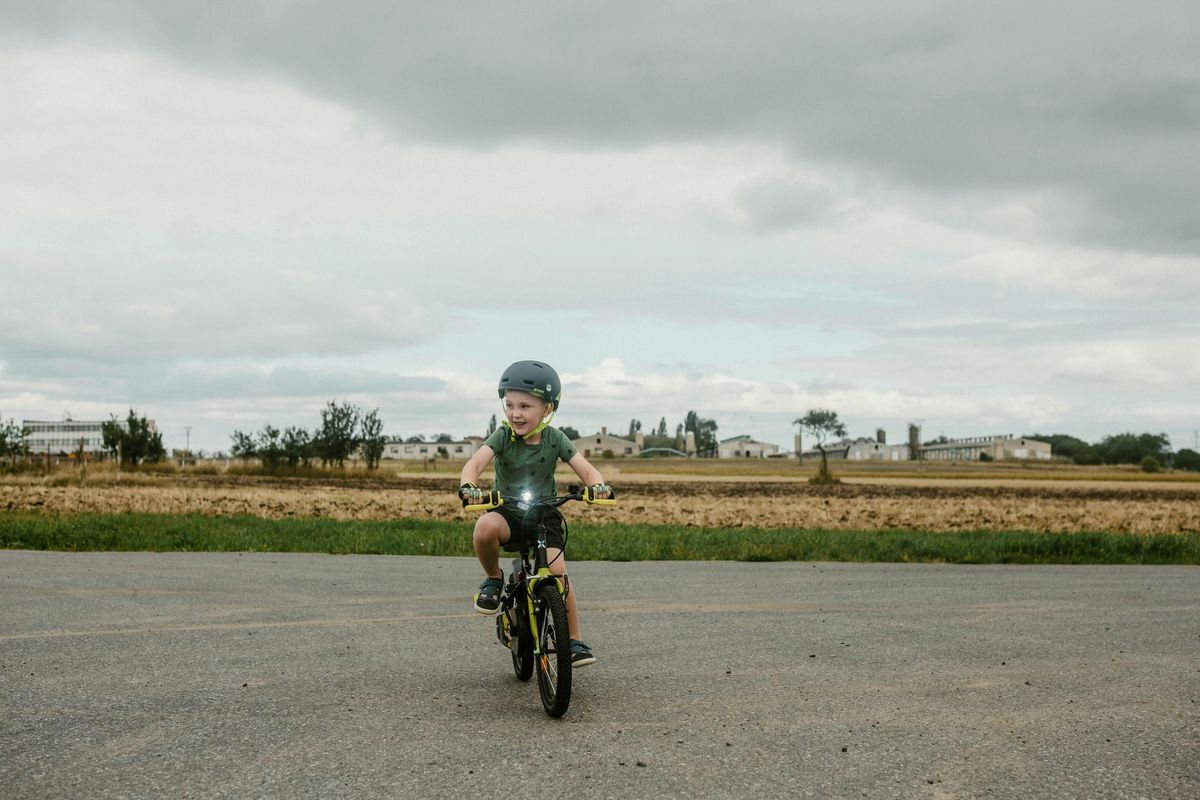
[534, 582, 572, 717]
[510, 607, 534, 682]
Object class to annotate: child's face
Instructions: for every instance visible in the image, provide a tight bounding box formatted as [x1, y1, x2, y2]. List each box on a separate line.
[503, 390, 551, 437]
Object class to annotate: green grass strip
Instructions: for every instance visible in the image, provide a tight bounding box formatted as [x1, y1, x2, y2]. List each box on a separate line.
[2, 513, 1198, 565]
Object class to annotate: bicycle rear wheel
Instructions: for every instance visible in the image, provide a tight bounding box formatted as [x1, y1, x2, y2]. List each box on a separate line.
[534, 582, 572, 717]
[508, 607, 533, 682]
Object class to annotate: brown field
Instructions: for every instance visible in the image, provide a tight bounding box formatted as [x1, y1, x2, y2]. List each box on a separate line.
[3, 467, 1199, 534]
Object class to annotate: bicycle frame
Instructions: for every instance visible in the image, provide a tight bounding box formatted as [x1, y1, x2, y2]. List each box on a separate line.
[521, 530, 563, 669]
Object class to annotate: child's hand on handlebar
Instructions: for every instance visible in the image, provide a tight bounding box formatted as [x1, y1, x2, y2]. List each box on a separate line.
[584, 483, 615, 503]
[458, 482, 484, 507]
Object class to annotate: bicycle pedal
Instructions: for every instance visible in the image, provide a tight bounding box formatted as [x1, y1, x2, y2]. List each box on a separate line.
[495, 613, 512, 648]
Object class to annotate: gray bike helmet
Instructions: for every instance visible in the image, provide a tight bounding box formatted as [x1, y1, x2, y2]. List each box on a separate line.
[498, 360, 562, 410]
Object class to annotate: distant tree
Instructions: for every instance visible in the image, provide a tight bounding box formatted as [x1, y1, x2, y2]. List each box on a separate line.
[628, 419, 642, 437]
[255, 424, 284, 470]
[684, 410, 719, 457]
[434, 432, 455, 444]
[1027, 433, 1101, 465]
[1096, 432, 1171, 466]
[488, 414, 498, 435]
[642, 427, 678, 450]
[229, 430, 256, 462]
[315, 400, 361, 468]
[559, 425, 580, 440]
[360, 409, 387, 470]
[794, 409, 847, 485]
[101, 419, 123, 461]
[0, 417, 28, 468]
[103, 409, 166, 465]
[138, 417, 167, 464]
[281, 426, 312, 467]
[1140, 455, 1162, 473]
[1173, 449, 1200, 472]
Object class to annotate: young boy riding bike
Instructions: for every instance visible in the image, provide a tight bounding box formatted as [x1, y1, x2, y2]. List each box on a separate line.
[458, 360, 612, 667]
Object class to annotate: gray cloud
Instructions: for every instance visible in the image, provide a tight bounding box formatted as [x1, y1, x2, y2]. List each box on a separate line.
[0, 355, 446, 402]
[734, 176, 842, 232]
[153, 364, 447, 402]
[0, 251, 448, 361]
[5, 1, 1197, 254]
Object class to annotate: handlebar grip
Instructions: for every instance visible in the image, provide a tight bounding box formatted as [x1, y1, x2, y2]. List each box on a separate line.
[583, 484, 617, 505]
[464, 489, 502, 512]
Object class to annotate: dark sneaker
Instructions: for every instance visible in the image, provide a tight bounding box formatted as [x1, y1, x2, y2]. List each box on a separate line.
[569, 639, 596, 668]
[473, 575, 503, 615]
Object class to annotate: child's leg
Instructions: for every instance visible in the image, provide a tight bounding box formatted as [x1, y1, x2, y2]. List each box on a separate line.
[473, 513, 510, 579]
[546, 547, 581, 640]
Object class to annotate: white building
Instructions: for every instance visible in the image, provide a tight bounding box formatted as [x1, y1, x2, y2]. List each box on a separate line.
[920, 435, 1052, 461]
[803, 430, 1053, 462]
[846, 438, 911, 461]
[384, 436, 486, 460]
[22, 417, 150, 457]
[572, 427, 642, 458]
[718, 434, 781, 459]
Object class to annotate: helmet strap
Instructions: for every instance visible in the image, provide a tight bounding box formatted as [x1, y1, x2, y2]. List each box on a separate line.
[500, 402, 555, 442]
[524, 409, 555, 440]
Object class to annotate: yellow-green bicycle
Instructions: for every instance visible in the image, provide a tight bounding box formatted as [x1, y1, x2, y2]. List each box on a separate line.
[465, 485, 616, 717]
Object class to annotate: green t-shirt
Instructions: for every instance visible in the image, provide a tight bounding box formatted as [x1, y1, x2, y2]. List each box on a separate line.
[484, 425, 577, 501]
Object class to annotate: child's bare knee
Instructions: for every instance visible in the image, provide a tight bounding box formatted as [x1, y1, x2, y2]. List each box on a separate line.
[473, 515, 507, 545]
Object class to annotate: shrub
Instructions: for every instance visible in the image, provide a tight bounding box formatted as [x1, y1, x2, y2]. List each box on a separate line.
[1141, 455, 1162, 473]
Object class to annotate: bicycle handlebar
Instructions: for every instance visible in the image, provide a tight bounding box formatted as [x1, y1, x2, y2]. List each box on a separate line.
[463, 485, 617, 513]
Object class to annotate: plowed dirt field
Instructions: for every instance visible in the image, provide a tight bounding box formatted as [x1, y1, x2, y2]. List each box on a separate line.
[4, 475, 1198, 534]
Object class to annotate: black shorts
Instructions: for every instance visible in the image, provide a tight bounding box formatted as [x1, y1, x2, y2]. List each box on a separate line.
[490, 505, 565, 553]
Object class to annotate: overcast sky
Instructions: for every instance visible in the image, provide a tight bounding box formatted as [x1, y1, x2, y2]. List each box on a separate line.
[2, 1, 1198, 455]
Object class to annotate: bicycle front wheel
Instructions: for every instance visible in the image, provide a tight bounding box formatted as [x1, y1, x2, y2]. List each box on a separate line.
[534, 582, 572, 717]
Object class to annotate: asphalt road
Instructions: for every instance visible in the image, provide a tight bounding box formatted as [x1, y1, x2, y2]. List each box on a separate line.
[2, 551, 1197, 799]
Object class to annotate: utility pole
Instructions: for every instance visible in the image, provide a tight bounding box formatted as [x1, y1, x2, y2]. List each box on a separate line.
[184, 426, 191, 468]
